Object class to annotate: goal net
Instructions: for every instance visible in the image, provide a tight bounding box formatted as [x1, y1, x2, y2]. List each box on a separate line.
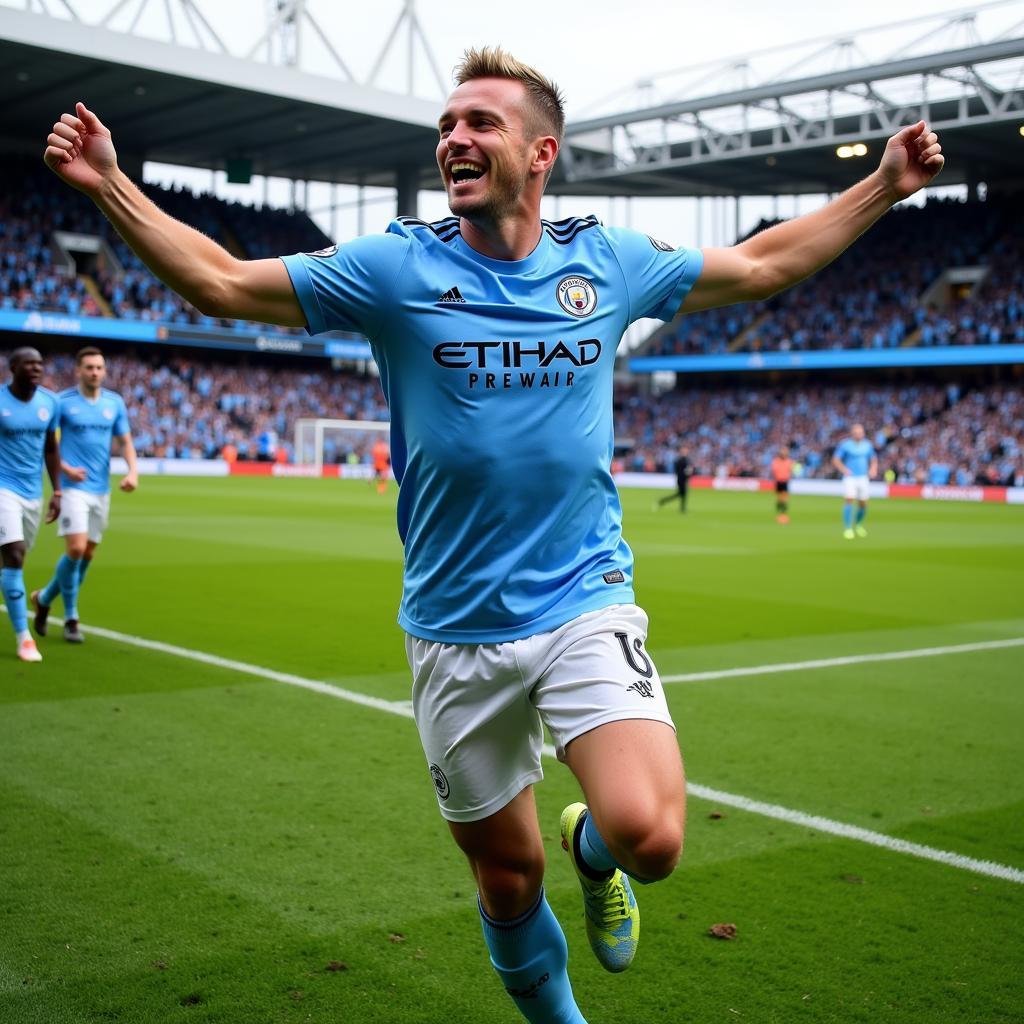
[294, 418, 391, 472]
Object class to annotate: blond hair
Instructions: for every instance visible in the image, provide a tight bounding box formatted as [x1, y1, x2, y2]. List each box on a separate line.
[454, 46, 565, 143]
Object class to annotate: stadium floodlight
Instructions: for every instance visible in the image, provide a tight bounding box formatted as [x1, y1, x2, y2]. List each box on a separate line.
[1019, 125, 1024, 136]
[835, 143, 868, 158]
[294, 418, 390, 472]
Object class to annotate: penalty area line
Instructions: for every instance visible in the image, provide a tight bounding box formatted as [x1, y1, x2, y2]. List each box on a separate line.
[662, 637, 1024, 684]
[4, 606, 1022, 886]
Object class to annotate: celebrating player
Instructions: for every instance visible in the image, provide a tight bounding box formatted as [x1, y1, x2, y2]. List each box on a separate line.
[43, 47, 943, 1023]
[770, 447, 793, 523]
[832, 423, 878, 540]
[32, 347, 137, 643]
[0, 348, 61, 663]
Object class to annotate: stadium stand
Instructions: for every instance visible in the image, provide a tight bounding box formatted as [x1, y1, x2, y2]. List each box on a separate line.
[0, 158, 329, 328]
[648, 195, 1024, 356]
[615, 381, 1023, 486]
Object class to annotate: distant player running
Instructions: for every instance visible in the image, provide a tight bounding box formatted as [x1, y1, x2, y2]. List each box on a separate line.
[770, 448, 793, 524]
[832, 423, 878, 540]
[0, 348, 61, 662]
[44, 47, 944, 1024]
[33, 347, 137, 643]
[656, 444, 693, 512]
[370, 435, 391, 495]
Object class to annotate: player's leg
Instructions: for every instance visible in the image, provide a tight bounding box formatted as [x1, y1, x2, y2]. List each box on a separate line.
[678, 481, 688, 512]
[449, 790, 586, 1023]
[656, 489, 680, 507]
[854, 491, 869, 537]
[564, 720, 684, 883]
[1, 491, 42, 661]
[406, 634, 587, 1024]
[532, 605, 679, 972]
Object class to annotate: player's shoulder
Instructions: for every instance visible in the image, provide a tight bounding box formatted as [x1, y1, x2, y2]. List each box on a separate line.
[541, 214, 603, 246]
[37, 385, 59, 405]
[100, 387, 125, 403]
[58, 386, 79, 403]
[391, 215, 462, 247]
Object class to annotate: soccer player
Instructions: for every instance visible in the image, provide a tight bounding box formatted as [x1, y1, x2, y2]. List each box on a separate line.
[370, 435, 390, 495]
[832, 423, 878, 540]
[43, 50, 943, 1023]
[32, 347, 136, 643]
[0, 348, 61, 662]
[656, 444, 693, 512]
[770, 447, 793, 523]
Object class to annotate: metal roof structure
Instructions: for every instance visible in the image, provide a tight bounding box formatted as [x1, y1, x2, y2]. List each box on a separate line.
[561, 4, 1024, 196]
[2, 1, 1023, 198]
[0, 3, 440, 189]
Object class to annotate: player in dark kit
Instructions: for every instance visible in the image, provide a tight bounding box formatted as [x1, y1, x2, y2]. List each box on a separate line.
[657, 444, 694, 512]
[44, 46, 944, 1024]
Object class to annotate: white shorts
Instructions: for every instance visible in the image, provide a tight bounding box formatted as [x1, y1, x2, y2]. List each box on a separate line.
[58, 488, 111, 543]
[843, 475, 870, 501]
[406, 604, 675, 823]
[0, 488, 42, 550]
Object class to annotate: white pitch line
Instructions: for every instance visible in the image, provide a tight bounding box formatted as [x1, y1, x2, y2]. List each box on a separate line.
[4, 606, 1023, 885]
[662, 637, 1024, 684]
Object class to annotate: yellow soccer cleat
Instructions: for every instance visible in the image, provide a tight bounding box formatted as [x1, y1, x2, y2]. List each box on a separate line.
[559, 802, 639, 973]
[855, 525, 868, 538]
[843, 528, 856, 540]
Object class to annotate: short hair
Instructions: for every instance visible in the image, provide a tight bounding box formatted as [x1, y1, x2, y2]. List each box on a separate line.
[76, 346, 104, 364]
[454, 46, 565, 144]
[9, 346, 39, 369]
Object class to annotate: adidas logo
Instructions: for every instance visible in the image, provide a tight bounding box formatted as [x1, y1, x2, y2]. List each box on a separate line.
[436, 286, 467, 304]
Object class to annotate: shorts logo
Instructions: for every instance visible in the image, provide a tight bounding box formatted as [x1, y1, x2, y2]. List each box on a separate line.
[429, 763, 450, 800]
[602, 570, 625, 585]
[627, 680, 656, 699]
[556, 276, 597, 318]
[61, 516, 71, 528]
[615, 631, 654, 678]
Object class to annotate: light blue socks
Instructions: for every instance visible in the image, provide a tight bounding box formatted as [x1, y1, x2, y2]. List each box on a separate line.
[479, 889, 587, 1023]
[1, 567, 29, 636]
[40, 554, 89, 618]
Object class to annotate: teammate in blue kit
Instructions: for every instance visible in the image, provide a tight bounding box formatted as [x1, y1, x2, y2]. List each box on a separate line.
[33, 347, 137, 643]
[44, 47, 944, 1023]
[0, 348, 61, 663]
[832, 423, 878, 540]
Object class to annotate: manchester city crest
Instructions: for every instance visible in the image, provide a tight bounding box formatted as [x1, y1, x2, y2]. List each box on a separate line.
[556, 276, 598, 318]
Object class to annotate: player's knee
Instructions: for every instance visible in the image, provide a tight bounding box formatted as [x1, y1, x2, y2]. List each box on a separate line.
[66, 539, 87, 559]
[474, 853, 545, 917]
[609, 813, 683, 881]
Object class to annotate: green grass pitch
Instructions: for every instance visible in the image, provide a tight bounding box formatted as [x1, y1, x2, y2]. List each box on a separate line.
[2, 477, 1022, 1023]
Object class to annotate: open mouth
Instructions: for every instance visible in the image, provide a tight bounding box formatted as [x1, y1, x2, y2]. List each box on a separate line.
[449, 161, 486, 186]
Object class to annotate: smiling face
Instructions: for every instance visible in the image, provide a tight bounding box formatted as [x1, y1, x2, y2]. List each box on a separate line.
[436, 77, 554, 224]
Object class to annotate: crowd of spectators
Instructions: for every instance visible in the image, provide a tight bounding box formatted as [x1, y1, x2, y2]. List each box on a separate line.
[650, 196, 1023, 356]
[0, 158, 328, 329]
[616, 380, 1023, 486]
[3, 344, 1019, 486]
[20, 351, 388, 463]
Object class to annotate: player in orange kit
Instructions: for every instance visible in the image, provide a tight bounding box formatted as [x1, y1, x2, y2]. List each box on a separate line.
[770, 448, 793, 523]
[371, 436, 391, 495]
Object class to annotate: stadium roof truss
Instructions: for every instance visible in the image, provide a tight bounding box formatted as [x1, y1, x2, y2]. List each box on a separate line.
[560, 27, 1024, 196]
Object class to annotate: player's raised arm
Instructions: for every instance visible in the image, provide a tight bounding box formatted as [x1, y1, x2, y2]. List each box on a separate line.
[680, 122, 944, 314]
[44, 103, 306, 328]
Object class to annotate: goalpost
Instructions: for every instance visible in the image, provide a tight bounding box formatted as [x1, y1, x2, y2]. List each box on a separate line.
[294, 418, 391, 472]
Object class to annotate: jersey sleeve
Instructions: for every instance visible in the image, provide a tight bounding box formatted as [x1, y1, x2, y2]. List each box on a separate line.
[280, 233, 411, 337]
[46, 392, 59, 434]
[114, 395, 130, 436]
[605, 227, 704, 324]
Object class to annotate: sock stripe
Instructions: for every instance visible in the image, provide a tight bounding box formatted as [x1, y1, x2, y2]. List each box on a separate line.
[478, 887, 545, 930]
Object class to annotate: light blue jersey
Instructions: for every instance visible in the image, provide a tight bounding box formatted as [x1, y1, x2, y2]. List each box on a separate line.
[283, 216, 703, 642]
[835, 437, 875, 477]
[0, 384, 58, 500]
[57, 387, 131, 494]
